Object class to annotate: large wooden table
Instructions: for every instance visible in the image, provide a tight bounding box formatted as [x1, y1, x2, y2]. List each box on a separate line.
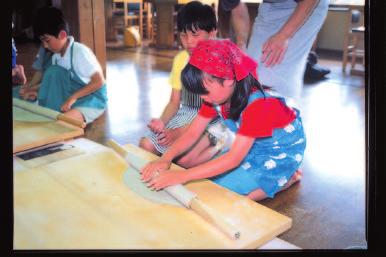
[14, 138, 295, 249]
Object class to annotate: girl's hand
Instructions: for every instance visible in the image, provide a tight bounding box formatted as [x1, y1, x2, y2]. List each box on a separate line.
[147, 169, 189, 191]
[148, 118, 165, 134]
[261, 33, 289, 67]
[61, 96, 77, 112]
[157, 128, 180, 147]
[140, 158, 171, 183]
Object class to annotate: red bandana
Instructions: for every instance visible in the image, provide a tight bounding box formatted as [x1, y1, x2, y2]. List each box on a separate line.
[189, 39, 258, 81]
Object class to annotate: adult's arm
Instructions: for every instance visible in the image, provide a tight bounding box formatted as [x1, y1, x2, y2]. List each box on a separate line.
[260, 0, 320, 67]
[229, 1, 250, 50]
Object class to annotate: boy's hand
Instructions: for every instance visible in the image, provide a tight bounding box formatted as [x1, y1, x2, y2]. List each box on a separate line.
[148, 118, 165, 133]
[22, 89, 38, 101]
[61, 96, 77, 112]
[157, 128, 181, 147]
[140, 158, 171, 183]
[20, 86, 37, 100]
[146, 169, 189, 191]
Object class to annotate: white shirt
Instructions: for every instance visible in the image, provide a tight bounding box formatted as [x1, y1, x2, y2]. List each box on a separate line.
[51, 36, 102, 84]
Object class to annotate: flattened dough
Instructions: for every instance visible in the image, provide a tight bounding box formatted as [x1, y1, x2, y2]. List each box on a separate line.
[123, 167, 183, 207]
[13, 106, 53, 122]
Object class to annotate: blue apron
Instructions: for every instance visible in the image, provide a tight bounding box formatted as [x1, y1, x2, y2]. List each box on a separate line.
[210, 90, 307, 198]
[38, 43, 107, 112]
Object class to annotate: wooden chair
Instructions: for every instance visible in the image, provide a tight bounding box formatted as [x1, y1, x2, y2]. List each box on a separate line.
[112, 0, 143, 38]
[142, 2, 153, 40]
[342, 9, 365, 75]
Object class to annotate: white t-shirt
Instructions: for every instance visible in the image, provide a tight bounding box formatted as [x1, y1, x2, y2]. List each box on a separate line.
[51, 36, 102, 84]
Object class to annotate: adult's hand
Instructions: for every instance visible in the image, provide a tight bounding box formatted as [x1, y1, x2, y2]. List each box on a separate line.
[260, 33, 289, 67]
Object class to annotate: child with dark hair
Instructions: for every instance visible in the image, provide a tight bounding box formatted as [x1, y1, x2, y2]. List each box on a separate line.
[141, 39, 306, 201]
[139, 1, 228, 168]
[30, 6, 107, 124]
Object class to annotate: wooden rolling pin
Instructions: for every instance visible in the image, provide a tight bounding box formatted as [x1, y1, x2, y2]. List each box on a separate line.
[13, 98, 86, 128]
[107, 139, 241, 240]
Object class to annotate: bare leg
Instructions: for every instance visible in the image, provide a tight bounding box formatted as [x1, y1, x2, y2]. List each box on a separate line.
[247, 169, 303, 201]
[176, 135, 217, 168]
[247, 189, 268, 201]
[139, 137, 161, 156]
[280, 169, 302, 191]
[192, 145, 220, 167]
[64, 109, 85, 123]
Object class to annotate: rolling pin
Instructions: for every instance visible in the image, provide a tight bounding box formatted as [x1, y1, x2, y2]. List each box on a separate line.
[107, 139, 241, 240]
[13, 98, 86, 128]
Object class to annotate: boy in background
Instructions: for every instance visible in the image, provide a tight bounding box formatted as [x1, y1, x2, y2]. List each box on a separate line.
[31, 6, 107, 124]
[139, 1, 229, 168]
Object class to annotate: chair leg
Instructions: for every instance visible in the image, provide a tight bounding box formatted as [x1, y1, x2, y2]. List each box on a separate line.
[351, 34, 358, 70]
[342, 35, 350, 72]
[342, 9, 356, 73]
[342, 48, 348, 72]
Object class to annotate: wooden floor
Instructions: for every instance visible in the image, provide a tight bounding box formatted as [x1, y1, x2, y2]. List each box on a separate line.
[15, 42, 366, 249]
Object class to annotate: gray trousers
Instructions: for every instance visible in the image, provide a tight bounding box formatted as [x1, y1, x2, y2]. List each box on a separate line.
[247, 0, 329, 100]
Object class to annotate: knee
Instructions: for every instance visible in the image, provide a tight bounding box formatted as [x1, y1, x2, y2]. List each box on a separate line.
[139, 138, 158, 154]
[176, 155, 195, 169]
[64, 109, 85, 123]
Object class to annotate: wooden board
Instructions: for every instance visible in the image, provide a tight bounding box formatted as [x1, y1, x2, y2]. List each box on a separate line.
[13, 106, 84, 154]
[13, 138, 292, 249]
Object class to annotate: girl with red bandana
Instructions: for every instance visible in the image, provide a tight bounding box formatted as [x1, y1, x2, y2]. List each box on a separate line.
[141, 39, 306, 201]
